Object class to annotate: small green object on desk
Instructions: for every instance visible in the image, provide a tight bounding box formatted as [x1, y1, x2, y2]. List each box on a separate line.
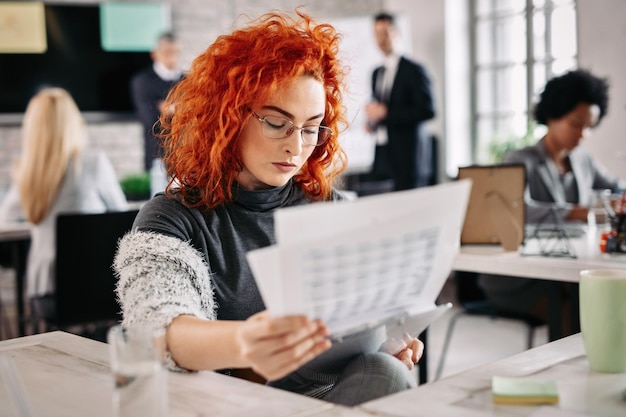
[492, 376, 559, 405]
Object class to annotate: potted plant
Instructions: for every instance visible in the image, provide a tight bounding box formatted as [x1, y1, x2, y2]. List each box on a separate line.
[119, 172, 151, 201]
[487, 129, 537, 164]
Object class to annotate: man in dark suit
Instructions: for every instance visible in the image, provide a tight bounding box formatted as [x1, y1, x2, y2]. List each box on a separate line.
[365, 12, 436, 191]
[130, 32, 183, 171]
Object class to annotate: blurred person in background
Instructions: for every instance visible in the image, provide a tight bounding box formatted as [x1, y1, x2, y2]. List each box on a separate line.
[479, 69, 625, 336]
[363, 12, 435, 191]
[502, 69, 624, 225]
[0, 87, 128, 324]
[130, 32, 183, 172]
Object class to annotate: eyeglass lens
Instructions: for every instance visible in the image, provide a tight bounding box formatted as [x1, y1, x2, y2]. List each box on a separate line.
[259, 114, 331, 146]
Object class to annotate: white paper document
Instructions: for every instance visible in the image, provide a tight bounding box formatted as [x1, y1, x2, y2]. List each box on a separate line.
[247, 180, 472, 340]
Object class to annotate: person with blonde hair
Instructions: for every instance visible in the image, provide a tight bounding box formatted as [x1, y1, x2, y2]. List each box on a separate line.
[0, 87, 128, 318]
[114, 11, 422, 406]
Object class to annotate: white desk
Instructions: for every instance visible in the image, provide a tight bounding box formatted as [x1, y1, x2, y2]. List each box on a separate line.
[0, 331, 372, 417]
[452, 233, 626, 340]
[454, 233, 626, 283]
[0, 223, 30, 242]
[2, 332, 624, 417]
[360, 333, 626, 417]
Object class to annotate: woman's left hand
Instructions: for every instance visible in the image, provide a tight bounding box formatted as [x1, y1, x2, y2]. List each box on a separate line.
[380, 332, 424, 371]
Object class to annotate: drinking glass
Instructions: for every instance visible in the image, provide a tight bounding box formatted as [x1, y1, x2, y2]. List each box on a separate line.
[108, 325, 168, 417]
[587, 189, 611, 230]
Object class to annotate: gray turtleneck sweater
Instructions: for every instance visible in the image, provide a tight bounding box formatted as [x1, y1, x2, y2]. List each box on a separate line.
[113, 182, 389, 398]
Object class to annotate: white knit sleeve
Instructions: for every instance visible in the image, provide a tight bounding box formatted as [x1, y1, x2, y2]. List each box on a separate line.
[113, 230, 217, 371]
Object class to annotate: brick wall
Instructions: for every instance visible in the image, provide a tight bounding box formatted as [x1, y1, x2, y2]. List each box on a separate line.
[0, 0, 383, 192]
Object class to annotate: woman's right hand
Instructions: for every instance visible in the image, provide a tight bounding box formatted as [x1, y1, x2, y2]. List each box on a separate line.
[236, 311, 331, 381]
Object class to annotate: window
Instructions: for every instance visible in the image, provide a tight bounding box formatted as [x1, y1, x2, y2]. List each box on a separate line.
[471, 0, 577, 163]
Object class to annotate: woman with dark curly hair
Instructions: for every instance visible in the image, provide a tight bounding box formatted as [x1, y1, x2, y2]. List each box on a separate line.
[113, 10, 422, 406]
[478, 69, 625, 336]
[505, 69, 623, 224]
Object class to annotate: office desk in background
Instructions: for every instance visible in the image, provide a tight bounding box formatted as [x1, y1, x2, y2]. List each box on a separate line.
[454, 231, 626, 283]
[0, 223, 31, 337]
[452, 232, 626, 341]
[360, 333, 626, 417]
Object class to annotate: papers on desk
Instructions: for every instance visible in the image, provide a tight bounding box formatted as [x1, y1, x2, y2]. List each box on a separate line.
[247, 180, 471, 340]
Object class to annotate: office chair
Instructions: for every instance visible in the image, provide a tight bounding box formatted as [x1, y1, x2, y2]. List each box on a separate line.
[32, 210, 138, 341]
[434, 271, 545, 380]
[353, 134, 439, 196]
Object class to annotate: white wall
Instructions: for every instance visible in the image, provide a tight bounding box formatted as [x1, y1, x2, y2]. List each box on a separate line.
[443, 0, 471, 178]
[577, 0, 626, 182]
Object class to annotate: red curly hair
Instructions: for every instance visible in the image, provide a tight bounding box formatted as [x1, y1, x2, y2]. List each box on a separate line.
[160, 10, 348, 209]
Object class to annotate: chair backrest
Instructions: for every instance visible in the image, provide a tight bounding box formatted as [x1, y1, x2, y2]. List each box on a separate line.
[54, 210, 138, 327]
[454, 271, 487, 305]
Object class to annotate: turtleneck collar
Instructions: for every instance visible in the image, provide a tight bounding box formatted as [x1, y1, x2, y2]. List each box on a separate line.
[230, 180, 306, 213]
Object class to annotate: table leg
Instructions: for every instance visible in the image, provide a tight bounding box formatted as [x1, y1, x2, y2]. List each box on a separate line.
[569, 282, 580, 334]
[546, 281, 562, 342]
[11, 240, 29, 336]
[418, 328, 428, 384]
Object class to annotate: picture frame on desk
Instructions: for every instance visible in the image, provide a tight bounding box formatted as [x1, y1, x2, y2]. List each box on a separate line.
[457, 164, 526, 251]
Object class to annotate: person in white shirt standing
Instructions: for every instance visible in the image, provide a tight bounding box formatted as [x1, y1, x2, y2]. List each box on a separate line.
[364, 12, 436, 191]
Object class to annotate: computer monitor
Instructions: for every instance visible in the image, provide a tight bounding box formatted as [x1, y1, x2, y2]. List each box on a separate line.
[458, 164, 526, 251]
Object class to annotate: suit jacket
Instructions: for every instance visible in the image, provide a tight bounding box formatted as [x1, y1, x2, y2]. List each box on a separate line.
[503, 138, 624, 223]
[371, 57, 435, 190]
[130, 66, 181, 170]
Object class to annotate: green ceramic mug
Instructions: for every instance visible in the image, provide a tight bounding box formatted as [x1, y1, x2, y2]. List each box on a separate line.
[579, 269, 626, 373]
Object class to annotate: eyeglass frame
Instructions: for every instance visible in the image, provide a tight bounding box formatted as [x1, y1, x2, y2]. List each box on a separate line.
[248, 110, 333, 147]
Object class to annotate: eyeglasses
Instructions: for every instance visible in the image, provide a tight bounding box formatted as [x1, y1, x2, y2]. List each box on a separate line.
[249, 111, 333, 146]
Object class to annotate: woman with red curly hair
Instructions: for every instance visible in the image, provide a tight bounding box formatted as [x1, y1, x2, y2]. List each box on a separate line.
[114, 11, 422, 406]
